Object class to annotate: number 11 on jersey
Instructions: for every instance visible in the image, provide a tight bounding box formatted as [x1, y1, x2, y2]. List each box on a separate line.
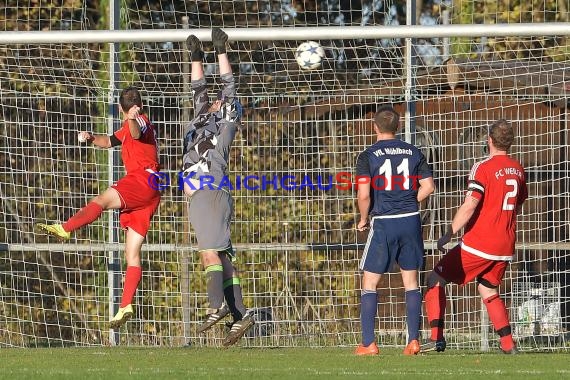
[377, 158, 410, 190]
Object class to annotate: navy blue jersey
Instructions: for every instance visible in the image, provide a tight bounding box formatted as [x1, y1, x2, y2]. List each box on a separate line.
[356, 138, 432, 217]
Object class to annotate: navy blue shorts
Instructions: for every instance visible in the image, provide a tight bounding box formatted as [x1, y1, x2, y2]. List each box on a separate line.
[359, 212, 424, 274]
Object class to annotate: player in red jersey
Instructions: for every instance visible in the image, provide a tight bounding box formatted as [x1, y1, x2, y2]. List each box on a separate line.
[423, 119, 527, 354]
[37, 87, 161, 329]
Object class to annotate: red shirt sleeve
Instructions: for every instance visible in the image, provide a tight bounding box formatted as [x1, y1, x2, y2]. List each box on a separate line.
[114, 123, 128, 143]
[466, 162, 486, 201]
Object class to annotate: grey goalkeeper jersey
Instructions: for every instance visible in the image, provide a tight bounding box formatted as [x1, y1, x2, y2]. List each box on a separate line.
[182, 73, 240, 188]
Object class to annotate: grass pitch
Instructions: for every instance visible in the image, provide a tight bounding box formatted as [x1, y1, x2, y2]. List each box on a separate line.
[0, 347, 569, 379]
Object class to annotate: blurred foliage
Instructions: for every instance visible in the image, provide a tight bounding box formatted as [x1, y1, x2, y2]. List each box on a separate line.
[449, 0, 570, 61]
[1, 0, 569, 346]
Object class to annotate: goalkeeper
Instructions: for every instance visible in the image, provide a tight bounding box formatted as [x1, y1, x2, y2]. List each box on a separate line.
[181, 28, 253, 347]
[37, 87, 161, 330]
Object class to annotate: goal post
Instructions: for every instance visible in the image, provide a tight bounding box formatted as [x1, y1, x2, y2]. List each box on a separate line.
[1, 4, 569, 350]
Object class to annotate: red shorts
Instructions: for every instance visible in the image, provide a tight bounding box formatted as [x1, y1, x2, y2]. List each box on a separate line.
[111, 170, 161, 237]
[434, 244, 508, 287]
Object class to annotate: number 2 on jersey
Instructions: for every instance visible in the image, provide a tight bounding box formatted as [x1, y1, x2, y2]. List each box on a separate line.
[377, 158, 409, 190]
[502, 178, 518, 211]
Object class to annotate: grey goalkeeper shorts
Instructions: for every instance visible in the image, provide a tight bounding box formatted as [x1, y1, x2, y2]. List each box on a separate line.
[188, 189, 234, 254]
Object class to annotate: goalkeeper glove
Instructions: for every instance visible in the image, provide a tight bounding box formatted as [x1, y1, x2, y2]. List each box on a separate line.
[186, 35, 203, 62]
[437, 229, 453, 253]
[212, 27, 228, 54]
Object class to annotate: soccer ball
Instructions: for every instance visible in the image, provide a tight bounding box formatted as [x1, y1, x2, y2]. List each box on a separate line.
[295, 41, 325, 70]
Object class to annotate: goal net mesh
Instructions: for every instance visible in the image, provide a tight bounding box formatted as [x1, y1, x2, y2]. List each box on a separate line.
[0, 0, 569, 349]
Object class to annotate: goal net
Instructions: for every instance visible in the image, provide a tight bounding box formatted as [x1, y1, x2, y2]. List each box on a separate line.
[1, 0, 569, 350]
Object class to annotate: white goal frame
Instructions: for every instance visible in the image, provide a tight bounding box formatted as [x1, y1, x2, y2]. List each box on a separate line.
[1, 21, 569, 350]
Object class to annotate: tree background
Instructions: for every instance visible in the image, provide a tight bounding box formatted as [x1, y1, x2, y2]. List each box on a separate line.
[1, 0, 569, 347]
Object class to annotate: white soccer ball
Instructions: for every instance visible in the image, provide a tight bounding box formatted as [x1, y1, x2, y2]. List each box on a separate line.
[295, 41, 325, 70]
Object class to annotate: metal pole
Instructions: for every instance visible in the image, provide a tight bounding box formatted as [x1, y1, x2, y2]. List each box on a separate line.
[480, 300, 489, 351]
[107, 0, 121, 346]
[283, 222, 289, 325]
[180, 16, 191, 345]
[442, 9, 450, 60]
[404, 0, 417, 145]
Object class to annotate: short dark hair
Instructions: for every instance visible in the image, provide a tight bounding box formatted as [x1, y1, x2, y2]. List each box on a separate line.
[489, 119, 514, 151]
[119, 86, 142, 112]
[374, 106, 400, 133]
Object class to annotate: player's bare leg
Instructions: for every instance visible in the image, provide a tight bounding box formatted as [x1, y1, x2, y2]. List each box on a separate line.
[110, 227, 144, 329]
[92, 187, 124, 209]
[37, 187, 123, 240]
[401, 269, 421, 355]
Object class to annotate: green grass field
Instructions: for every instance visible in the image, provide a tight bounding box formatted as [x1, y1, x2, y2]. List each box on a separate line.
[1, 347, 569, 380]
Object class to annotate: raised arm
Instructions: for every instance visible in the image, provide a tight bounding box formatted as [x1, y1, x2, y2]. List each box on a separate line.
[212, 27, 237, 105]
[187, 35, 209, 117]
[187, 35, 204, 82]
[125, 105, 142, 140]
[78, 132, 112, 149]
[212, 28, 231, 76]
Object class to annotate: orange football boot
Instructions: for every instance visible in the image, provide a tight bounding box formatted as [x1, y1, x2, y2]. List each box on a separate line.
[403, 339, 420, 355]
[355, 342, 379, 356]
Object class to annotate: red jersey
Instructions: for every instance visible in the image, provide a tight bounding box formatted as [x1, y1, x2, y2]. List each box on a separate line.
[113, 114, 159, 173]
[461, 154, 527, 260]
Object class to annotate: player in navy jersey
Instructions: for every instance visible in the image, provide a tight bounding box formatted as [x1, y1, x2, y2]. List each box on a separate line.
[354, 105, 435, 356]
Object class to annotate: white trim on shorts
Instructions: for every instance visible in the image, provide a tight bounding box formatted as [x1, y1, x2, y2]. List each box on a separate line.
[359, 211, 420, 271]
[359, 220, 376, 271]
[460, 242, 512, 261]
[371, 211, 420, 220]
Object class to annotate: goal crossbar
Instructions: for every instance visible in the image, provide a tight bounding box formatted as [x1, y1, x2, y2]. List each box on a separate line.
[1, 23, 569, 44]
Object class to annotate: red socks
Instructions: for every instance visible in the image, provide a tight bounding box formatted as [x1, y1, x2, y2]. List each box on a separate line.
[483, 294, 515, 351]
[62, 202, 103, 232]
[425, 285, 446, 341]
[64, 202, 142, 309]
[120, 266, 142, 307]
